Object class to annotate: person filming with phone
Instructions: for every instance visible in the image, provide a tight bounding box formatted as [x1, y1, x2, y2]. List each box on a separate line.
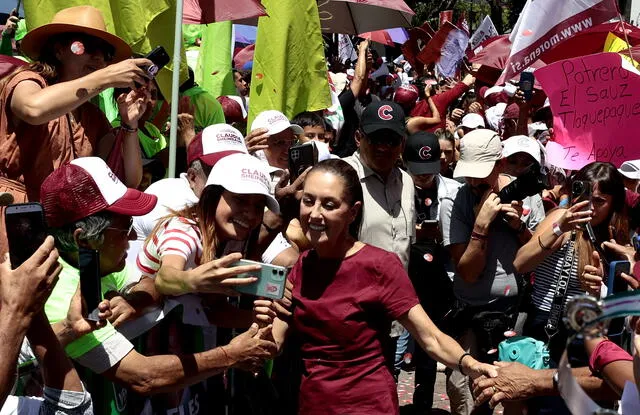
[0, 6, 156, 256]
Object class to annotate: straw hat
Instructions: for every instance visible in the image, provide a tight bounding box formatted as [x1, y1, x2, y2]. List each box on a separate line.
[21, 6, 131, 63]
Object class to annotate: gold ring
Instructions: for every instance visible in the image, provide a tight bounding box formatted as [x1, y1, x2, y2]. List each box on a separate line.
[492, 386, 497, 394]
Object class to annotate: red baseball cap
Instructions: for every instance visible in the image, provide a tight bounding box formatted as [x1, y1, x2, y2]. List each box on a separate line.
[187, 124, 248, 167]
[40, 157, 157, 228]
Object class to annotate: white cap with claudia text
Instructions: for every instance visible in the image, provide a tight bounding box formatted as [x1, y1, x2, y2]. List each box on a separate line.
[205, 153, 280, 213]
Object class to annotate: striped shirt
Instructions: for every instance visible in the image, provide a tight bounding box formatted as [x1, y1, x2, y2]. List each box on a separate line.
[531, 240, 584, 312]
[137, 217, 202, 278]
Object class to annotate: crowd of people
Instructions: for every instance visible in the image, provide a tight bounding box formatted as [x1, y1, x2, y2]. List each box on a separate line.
[2, 4, 640, 415]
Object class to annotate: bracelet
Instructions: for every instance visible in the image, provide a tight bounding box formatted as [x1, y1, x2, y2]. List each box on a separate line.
[552, 222, 563, 236]
[471, 231, 488, 240]
[120, 123, 138, 133]
[262, 221, 278, 233]
[220, 346, 232, 366]
[538, 235, 552, 251]
[458, 352, 471, 376]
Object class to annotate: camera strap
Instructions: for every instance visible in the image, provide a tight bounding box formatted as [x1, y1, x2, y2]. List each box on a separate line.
[545, 230, 577, 342]
[558, 292, 640, 414]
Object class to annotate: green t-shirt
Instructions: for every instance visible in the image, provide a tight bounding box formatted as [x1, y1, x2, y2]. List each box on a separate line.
[44, 258, 135, 359]
[112, 119, 167, 159]
[181, 86, 226, 132]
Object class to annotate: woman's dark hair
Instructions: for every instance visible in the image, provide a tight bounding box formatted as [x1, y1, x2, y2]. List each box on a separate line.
[308, 159, 363, 238]
[571, 162, 629, 274]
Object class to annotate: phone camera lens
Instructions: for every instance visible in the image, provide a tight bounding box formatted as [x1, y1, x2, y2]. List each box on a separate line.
[278, 270, 284, 275]
[272, 269, 277, 275]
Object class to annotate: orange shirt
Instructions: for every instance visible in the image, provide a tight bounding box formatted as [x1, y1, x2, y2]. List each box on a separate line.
[0, 70, 112, 201]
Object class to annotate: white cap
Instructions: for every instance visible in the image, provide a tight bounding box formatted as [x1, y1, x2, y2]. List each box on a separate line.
[528, 121, 548, 136]
[618, 159, 640, 180]
[485, 103, 507, 131]
[251, 110, 303, 136]
[483, 85, 504, 98]
[206, 153, 280, 213]
[460, 113, 485, 129]
[502, 135, 541, 164]
[187, 124, 248, 166]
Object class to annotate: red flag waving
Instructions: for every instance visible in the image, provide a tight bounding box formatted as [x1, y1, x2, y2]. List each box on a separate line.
[417, 21, 458, 65]
[401, 27, 432, 74]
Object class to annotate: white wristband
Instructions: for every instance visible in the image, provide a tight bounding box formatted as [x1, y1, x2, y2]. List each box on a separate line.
[552, 222, 563, 237]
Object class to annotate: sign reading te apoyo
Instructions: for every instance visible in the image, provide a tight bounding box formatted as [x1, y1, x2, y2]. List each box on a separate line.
[538, 52, 640, 170]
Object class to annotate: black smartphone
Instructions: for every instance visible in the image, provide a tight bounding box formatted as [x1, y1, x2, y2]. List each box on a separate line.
[5, 203, 47, 269]
[571, 180, 591, 205]
[144, 46, 170, 78]
[79, 248, 102, 321]
[288, 141, 318, 182]
[519, 71, 535, 101]
[607, 261, 630, 296]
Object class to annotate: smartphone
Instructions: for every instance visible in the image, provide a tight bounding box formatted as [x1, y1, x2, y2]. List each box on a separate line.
[79, 248, 102, 321]
[5, 203, 47, 269]
[607, 260, 630, 296]
[144, 46, 170, 78]
[519, 71, 535, 101]
[571, 180, 591, 205]
[288, 141, 318, 182]
[231, 259, 288, 300]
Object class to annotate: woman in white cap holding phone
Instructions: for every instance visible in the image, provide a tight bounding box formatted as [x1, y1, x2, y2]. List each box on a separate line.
[138, 153, 281, 299]
[0, 6, 155, 254]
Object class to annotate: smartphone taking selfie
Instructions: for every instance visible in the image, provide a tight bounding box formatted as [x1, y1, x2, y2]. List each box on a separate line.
[5, 203, 47, 269]
[519, 72, 535, 101]
[144, 46, 170, 78]
[288, 141, 318, 183]
[231, 259, 289, 300]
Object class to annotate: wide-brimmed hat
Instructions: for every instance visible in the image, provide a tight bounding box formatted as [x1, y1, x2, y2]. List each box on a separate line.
[21, 6, 131, 63]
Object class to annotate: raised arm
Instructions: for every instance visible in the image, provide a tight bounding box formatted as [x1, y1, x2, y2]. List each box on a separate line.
[10, 58, 152, 126]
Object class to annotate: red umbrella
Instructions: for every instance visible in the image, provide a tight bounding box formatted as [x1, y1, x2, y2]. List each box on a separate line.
[359, 30, 395, 47]
[541, 21, 640, 64]
[183, 0, 267, 24]
[470, 35, 547, 70]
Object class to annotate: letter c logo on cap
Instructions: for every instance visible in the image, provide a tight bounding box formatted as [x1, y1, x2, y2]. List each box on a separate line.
[378, 105, 393, 121]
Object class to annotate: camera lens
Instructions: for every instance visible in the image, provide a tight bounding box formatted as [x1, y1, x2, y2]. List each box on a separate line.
[272, 269, 277, 275]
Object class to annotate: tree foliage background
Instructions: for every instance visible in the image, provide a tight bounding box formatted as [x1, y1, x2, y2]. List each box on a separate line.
[405, 0, 527, 34]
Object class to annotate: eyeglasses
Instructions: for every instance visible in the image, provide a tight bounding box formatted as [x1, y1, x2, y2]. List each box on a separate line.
[106, 218, 134, 235]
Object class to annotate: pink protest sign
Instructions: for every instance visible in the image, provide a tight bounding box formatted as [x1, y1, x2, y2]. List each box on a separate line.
[537, 52, 640, 170]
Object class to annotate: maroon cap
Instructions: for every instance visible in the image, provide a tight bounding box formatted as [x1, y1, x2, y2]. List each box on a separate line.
[503, 103, 521, 120]
[40, 157, 157, 228]
[217, 96, 244, 124]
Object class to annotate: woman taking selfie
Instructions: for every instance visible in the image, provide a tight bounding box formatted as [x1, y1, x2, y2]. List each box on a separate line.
[137, 153, 281, 298]
[514, 161, 630, 360]
[271, 159, 497, 415]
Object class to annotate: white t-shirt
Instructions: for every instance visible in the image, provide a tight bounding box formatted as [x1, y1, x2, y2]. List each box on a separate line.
[127, 174, 199, 269]
[137, 217, 202, 279]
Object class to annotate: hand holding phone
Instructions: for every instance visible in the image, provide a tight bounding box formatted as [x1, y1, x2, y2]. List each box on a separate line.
[607, 260, 631, 296]
[288, 141, 318, 183]
[519, 72, 535, 101]
[143, 46, 170, 78]
[231, 259, 289, 300]
[79, 248, 102, 321]
[5, 203, 47, 269]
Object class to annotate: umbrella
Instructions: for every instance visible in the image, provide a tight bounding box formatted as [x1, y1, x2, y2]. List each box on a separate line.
[359, 30, 394, 47]
[540, 21, 640, 64]
[387, 27, 409, 44]
[234, 24, 257, 44]
[470, 35, 548, 71]
[183, 0, 267, 24]
[318, 0, 414, 34]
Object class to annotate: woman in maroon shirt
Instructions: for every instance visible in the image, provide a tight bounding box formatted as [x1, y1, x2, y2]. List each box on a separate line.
[272, 159, 497, 414]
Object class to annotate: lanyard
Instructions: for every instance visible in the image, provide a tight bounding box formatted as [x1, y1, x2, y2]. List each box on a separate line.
[545, 231, 577, 340]
[557, 291, 640, 414]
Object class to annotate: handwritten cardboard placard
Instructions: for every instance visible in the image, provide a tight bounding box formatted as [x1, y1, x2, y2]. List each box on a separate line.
[537, 52, 640, 170]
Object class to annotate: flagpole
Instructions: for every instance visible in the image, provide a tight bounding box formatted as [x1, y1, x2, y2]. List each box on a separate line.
[618, 13, 638, 68]
[168, 0, 184, 179]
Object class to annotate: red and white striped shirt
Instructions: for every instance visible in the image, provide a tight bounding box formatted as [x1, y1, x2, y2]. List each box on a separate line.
[137, 217, 202, 278]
